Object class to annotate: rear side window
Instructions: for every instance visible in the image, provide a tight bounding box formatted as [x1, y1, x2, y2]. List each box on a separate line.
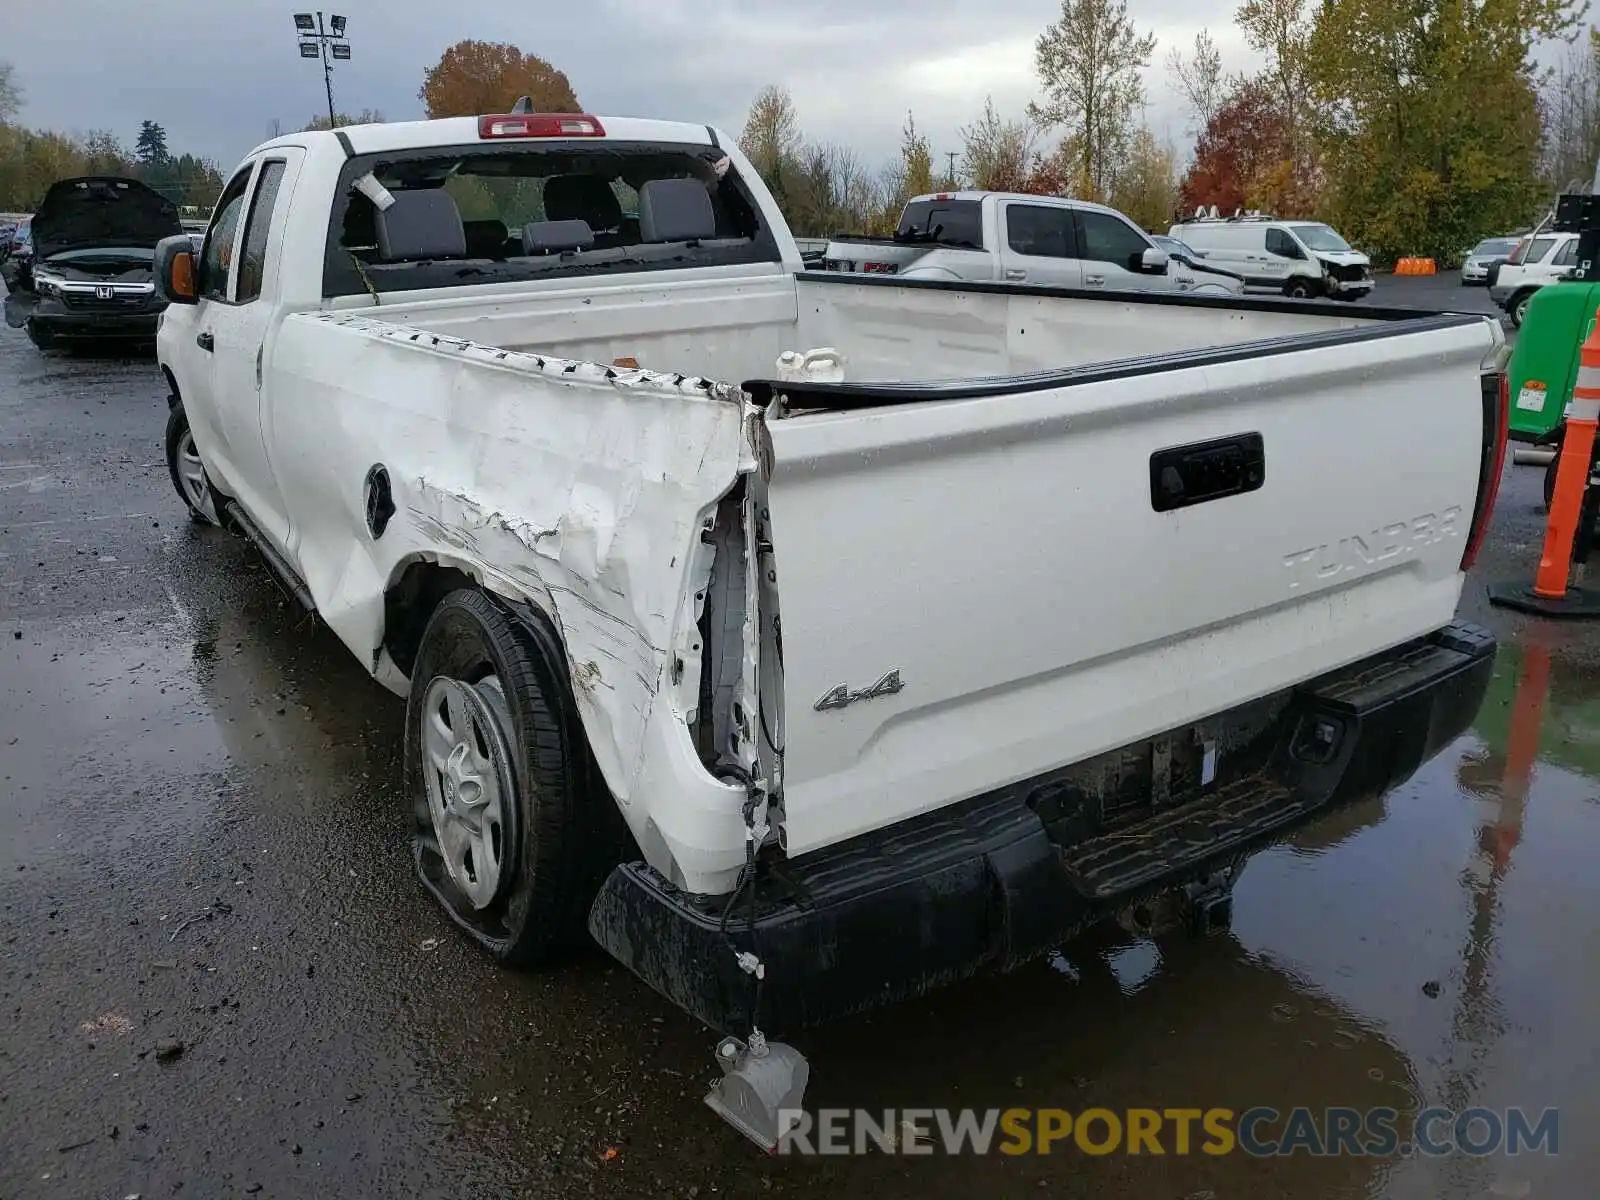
[323, 140, 779, 299]
[895, 200, 983, 250]
[236, 160, 288, 304]
[1077, 211, 1150, 271]
[1005, 204, 1073, 258]
[1525, 237, 1555, 264]
[1553, 238, 1578, 267]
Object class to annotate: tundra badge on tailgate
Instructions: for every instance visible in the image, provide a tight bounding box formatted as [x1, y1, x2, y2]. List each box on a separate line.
[814, 670, 905, 712]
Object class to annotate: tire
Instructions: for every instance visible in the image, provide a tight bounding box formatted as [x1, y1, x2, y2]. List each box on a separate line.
[1510, 291, 1534, 329]
[25, 321, 56, 351]
[164, 402, 219, 525]
[1544, 445, 1598, 512]
[1283, 279, 1314, 299]
[405, 588, 625, 966]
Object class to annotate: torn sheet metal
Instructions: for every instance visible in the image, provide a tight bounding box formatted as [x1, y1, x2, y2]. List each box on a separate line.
[264, 312, 754, 888]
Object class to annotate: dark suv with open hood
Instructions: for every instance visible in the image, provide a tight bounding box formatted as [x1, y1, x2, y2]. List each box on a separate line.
[4, 176, 183, 350]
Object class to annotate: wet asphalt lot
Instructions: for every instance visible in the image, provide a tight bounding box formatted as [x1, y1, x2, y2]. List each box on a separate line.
[4, 275, 1599, 1199]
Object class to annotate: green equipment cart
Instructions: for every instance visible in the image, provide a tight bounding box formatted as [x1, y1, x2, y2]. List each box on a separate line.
[1506, 191, 1600, 507]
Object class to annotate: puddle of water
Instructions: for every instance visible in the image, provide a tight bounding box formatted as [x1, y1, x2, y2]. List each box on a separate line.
[11, 505, 1600, 1196]
[0, 609, 229, 874]
[1106, 938, 1161, 993]
[1231, 636, 1600, 1196]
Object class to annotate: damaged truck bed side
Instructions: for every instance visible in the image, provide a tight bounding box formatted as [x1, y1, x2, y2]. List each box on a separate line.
[153, 112, 1508, 1047]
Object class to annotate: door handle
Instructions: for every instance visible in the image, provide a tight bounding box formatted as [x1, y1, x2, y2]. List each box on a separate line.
[196, 331, 214, 352]
[1151, 433, 1266, 512]
[1004, 268, 1026, 281]
[1085, 274, 1105, 286]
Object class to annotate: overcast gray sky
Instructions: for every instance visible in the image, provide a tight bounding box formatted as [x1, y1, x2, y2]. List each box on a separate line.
[7, 0, 1262, 172]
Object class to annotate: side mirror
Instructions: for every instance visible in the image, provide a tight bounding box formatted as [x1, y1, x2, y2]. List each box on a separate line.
[154, 234, 199, 305]
[1138, 247, 1170, 274]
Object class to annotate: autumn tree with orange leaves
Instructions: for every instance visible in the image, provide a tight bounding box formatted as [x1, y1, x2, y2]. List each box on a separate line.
[418, 41, 580, 120]
[1178, 78, 1297, 217]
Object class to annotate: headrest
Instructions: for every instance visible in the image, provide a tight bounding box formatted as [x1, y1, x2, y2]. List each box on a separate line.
[638, 178, 716, 244]
[462, 218, 509, 255]
[543, 175, 623, 230]
[522, 219, 596, 255]
[374, 189, 466, 261]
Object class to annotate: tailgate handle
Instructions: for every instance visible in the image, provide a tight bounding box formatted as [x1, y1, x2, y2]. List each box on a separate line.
[1150, 433, 1265, 512]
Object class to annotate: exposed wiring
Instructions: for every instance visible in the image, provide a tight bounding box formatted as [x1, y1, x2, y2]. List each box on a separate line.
[346, 250, 380, 305]
[716, 765, 767, 1038]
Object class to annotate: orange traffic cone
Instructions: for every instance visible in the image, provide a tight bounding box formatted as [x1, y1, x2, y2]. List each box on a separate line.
[1491, 306, 1600, 616]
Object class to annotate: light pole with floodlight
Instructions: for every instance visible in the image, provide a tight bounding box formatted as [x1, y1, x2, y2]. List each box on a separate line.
[292, 12, 351, 129]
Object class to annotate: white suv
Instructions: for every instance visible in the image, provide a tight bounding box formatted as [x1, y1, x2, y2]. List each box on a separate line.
[1490, 231, 1579, 327]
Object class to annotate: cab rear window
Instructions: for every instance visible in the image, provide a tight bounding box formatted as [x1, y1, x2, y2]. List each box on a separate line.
[895, 200, 983, 250]
[322, 140, 781, 298]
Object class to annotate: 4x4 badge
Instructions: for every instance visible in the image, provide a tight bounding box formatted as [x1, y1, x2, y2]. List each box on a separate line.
[813, 670, 904, 712]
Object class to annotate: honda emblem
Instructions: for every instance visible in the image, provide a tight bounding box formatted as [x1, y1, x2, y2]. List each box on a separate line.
[95, 285, 114, 300]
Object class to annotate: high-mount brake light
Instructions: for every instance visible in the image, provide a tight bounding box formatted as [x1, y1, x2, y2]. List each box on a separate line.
[478, 113, 606, 139]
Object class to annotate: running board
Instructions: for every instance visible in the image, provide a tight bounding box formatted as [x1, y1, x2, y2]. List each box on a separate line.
[222, 501, 315, 613]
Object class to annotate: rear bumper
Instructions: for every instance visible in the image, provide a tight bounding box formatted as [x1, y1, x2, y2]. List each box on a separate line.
[589, 622, 1495, 1033]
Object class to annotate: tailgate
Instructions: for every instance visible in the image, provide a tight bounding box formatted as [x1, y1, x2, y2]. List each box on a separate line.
[762, 318, 1500, 857]
[821, 241, 924, 273]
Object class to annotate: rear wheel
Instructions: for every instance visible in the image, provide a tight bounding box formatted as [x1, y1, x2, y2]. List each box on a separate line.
[1545, 454, 1559, 510]
[1545, 443, 1599, 513]
[1510, 291, 1535, 329]
[405, 589, 624, 966]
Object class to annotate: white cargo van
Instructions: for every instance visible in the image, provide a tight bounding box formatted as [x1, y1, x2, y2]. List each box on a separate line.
[1167, 213, 1373, 301]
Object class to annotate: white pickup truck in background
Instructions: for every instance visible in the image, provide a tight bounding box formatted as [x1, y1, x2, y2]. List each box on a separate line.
[822, 190, 1247, 295]
[152, 108, 1506, 1146]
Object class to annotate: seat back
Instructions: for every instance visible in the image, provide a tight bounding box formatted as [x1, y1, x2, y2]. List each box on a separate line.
[374, 190, 466, 261]
[638, 178, 716, 244]
[543, 175, 623, 237]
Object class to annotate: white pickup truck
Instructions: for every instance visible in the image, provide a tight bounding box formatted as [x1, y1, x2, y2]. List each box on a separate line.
[822, 190, 1247, 295]
[152, 109, 1506, 1142]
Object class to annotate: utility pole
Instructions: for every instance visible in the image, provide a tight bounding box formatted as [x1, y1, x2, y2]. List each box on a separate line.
[946, 151, 958, 186]
[293, 12, 351, 129]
